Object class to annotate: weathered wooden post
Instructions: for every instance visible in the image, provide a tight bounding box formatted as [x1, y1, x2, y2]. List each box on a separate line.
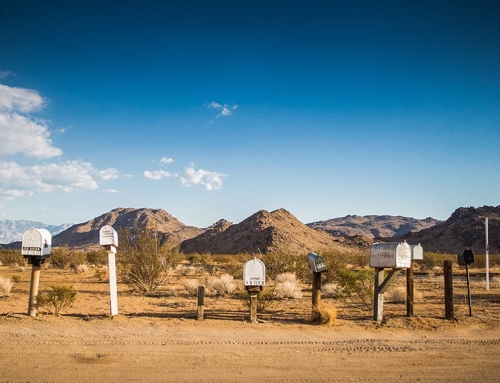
[197, 286, 205, 320]
[307, 253, 327, 319]
[22, 228, 52, 317]
[370, 242, 412, 321]
[243, 258, 266, 324]
[444, 260, 454, 320]
[99, 225, 119, 317]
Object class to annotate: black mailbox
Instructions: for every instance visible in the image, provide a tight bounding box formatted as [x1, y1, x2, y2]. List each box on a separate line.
[307, 253, 327, 273]
[458, 248, 475, 266]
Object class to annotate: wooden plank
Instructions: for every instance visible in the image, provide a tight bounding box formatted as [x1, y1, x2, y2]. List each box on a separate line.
[406, 264, 414, 317]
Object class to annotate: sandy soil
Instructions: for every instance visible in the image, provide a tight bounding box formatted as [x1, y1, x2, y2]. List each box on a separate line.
[1, 265, 500, 382]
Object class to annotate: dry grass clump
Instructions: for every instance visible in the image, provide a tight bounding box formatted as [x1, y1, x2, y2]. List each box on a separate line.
[387, 286, 423, 303]
[311, 303, 337, 325]
[203, 274, 238, 297]
[274, 273, 303, 299]
[74, 264, 89, 274]
[0, 277, 13, 297]
[183, 279, 200, 296]
[490, 276, 500, 288]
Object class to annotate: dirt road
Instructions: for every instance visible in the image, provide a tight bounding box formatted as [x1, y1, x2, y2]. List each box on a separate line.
[1, 314, 499, 383]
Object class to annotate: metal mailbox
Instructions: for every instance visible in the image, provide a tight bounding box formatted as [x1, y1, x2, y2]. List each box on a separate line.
[22, 228, 52, 257]
[458, 248, 475, 266]
[99, 225, 118, 248]
[411, 244, 424, 261]
[370, 241, 411, 268]
[243, 258, 266, 287]
[307, 252, 327, 273]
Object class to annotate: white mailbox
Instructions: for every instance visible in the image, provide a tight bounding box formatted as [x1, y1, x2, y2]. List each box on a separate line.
[370, 241, 411, 268]
[99, 225, 118, 248]
[22, 228, 52, 257]
[411, 244, 424, 261]
[243, 258, 266, 287]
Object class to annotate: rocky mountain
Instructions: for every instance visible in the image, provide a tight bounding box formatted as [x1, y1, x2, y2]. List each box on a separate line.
[52, 207, 203, 248]
[0, 220, 73, 244]
[308, 215, 441, 239]
[403, 206, 500, 254]
[180, 208, 358, 255]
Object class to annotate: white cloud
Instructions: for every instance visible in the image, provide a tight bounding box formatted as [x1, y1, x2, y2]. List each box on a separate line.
[103, 189, 119, 193]
[96, 168, 119, 180]
[0, 84, 62, 159]
[0, 84, 44, 113]
[0, 70, 15, 79]
[179, 164, 225, 190]
[207, 101, 238, 117]
[0, 160, 101, 200]
[160, 157, 174, 165]
[144, 170, 172, 180]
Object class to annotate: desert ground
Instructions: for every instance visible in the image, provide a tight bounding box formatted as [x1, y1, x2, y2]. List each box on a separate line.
[1, 264, 500, 383]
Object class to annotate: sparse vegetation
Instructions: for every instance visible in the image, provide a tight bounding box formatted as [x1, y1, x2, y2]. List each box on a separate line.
[274, 272, 303, 299]
[0, 276, 13, 297]
[119, 227, 182, 294]
[37, 284, 77, 316]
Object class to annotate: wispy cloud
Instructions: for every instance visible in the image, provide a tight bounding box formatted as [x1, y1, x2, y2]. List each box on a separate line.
[179, 164, 225, 190]
[96, 168, 119, 180]
[103, 188, 119, 193]
[207, 101, 238, 117]
[0, 70, 15, 79]
[159, 156, 174, 164]
[144, 170, 172, 180]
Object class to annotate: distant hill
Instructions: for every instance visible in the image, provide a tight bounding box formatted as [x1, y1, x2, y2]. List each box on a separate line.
[403, 206, 500, 254]
[307, 215, 441, 239]
[0, 220, 73, 244]
[52, 207, 203, 248]
[180, 208, 360, 255]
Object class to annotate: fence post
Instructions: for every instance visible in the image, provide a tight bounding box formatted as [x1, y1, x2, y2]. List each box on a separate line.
[444, 260, 454, 320]
[197, 286, 205, 320]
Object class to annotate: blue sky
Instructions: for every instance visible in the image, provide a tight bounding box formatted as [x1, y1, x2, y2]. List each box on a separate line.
[0, 0, 499, 227]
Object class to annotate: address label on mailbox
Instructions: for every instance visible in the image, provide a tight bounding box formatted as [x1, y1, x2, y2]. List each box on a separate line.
[243, 258, 266, 286]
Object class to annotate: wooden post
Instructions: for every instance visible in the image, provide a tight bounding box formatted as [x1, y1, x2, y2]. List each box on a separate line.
[373, 268, 384, 321]
[197, 286, 205, 320]
[312, 272, 322, 309]
[28, 263, 41, 317]
[466, 264, 473, 317]
[444, 260, 454, 320]
[250, 294, 258, 323]
[406, 263, 414, 317]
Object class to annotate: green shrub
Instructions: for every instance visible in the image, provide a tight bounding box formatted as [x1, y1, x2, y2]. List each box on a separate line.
[86, 249, 108, 266]
[0, 250, 26, 266]
[37, 284, 77, 316]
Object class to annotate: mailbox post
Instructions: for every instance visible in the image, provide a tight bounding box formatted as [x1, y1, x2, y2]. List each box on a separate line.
[243, 258, 266, 323]
[458, 248, 475, 317]
[370, 241, 412, 321]
[307, 253, 327, 319]
[22, 228, 52, 317]
[99, 225, 119, 316]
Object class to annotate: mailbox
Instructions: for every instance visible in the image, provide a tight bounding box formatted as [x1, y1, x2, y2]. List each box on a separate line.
[99, 225, 118, 248]
[22, 228, 52, 258]
[370, 241, 411, 268]
[307, 253, 327, 273]
[411, 244, 424, 261]
[243, 258, 266, 287]
[458, 248, 475, 266]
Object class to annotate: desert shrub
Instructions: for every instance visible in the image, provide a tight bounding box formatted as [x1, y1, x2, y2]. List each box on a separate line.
[198, 254, 218, 275]
[49, 246, 72, 268]
[274, 273, 303, 299]
[74, 264, 89, 274]
[0, 250, 26, 266]
[387, 286, 423, 303]
[86, 249, 108, 266]
[203, 274, 238, 297]
[183, 279, 200, 296]
[94, 266, 108, 281]
[321, 282, 339, 298]
[37, 284, 77, 316]
[491, 276, 500, 288]
[418, 252, 456, 270]
[11, 275, 21, 283]
[0, 277, 13, 297]
[119, 227, 182, 294]
[331, 267, 373, 308]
